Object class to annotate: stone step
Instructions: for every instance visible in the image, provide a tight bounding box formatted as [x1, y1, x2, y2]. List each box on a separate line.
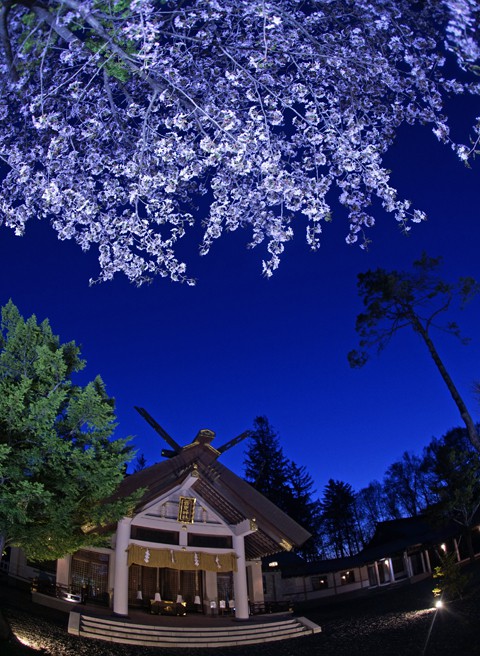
[78, 627, 309, 648]
[78, 631, 310, 648]
[69, 612, 320, 648]
[79, 615, 300, 635]
[80, 622, 307, 641]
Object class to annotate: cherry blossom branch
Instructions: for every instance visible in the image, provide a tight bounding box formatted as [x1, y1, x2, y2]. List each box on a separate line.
[0, 0, 18, 81]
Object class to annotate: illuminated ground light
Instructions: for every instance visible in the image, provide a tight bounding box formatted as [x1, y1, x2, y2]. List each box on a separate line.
[405, 609, 436, 620]
[434, 599, 444, 609]
[14, 631, 44, 650]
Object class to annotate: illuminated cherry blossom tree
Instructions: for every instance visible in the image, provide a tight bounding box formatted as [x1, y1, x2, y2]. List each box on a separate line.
[1, 0, 479, 284]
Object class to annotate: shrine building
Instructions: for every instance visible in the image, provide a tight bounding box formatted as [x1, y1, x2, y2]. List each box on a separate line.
[55, 416, 310, 620]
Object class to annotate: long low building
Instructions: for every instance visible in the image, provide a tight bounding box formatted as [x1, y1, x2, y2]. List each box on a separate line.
[263, 514, 480, 606]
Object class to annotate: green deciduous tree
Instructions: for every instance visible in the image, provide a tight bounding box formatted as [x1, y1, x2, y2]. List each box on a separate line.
[433, 551, 469, 601]
[349, 254, 480, 453]
[423, 426, 480, 561]
[0, 300, 137, 562]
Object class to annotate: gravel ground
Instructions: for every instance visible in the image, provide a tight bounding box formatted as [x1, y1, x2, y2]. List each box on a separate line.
[3, 567, 480, 656]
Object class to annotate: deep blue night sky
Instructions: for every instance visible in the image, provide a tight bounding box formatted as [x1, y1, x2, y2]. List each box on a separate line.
[1, 98, 479, 499]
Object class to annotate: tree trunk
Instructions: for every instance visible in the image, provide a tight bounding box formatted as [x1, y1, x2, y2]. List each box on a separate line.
[412, 317, 480, 454]
[0, 1, 19, 82]
[464, 527, 476, 563]
[0, 531, 12, 643]
[0, 609, 12, 642]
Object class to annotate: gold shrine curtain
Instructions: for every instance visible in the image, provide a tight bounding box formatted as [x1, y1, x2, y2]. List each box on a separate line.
[127, 544, 238, 573]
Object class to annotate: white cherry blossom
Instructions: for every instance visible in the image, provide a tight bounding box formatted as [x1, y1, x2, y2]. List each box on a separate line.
[0, 0, 478, 284]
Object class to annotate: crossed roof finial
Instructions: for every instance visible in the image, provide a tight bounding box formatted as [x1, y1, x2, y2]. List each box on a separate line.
[134, 407, 250, 458]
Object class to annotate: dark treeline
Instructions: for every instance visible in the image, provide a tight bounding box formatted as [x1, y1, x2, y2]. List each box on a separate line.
[243, 416, 480, 561]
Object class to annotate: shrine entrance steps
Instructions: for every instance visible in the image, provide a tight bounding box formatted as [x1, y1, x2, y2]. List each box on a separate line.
[68, 610, 321, 648]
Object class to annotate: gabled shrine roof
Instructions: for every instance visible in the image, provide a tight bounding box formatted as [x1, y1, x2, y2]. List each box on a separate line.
[112, 432, 310, 560]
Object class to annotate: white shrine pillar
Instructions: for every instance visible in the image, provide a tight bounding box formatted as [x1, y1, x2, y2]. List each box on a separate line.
[387, 557, 395, 583]
[404, 552, 413, 579]
[7, 548, 23, 578]
[113, 517, 132, 616]
[232, 533, 249, 620]
[56, 556, 71, 587]
[232, 519, 258, 621]
[247, 560, 265, 606]
[423, 548, 432, 573]
[373, 561, 380, 586]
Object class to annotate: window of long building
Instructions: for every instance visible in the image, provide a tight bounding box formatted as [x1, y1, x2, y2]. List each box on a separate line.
[131, 526, 179, 545]
[340, 570, 355, 585]
[187, 534, 233, 549]
[311, 575, 329, 590]
[27, 558, 57, 574]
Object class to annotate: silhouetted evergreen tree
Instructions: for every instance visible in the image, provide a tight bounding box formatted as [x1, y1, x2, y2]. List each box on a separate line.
[244, 416, 321, 558]
[132, 452, 148, 472]
[285, 461, 322, 559]
[321, 479, 360, 558]
[355, 480, 389, 544]
[244, 416, 290, 506]
[382, 451, 433, 518]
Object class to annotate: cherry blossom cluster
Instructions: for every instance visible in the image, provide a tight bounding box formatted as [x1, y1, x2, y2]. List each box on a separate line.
[0, 0, 478, 284]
